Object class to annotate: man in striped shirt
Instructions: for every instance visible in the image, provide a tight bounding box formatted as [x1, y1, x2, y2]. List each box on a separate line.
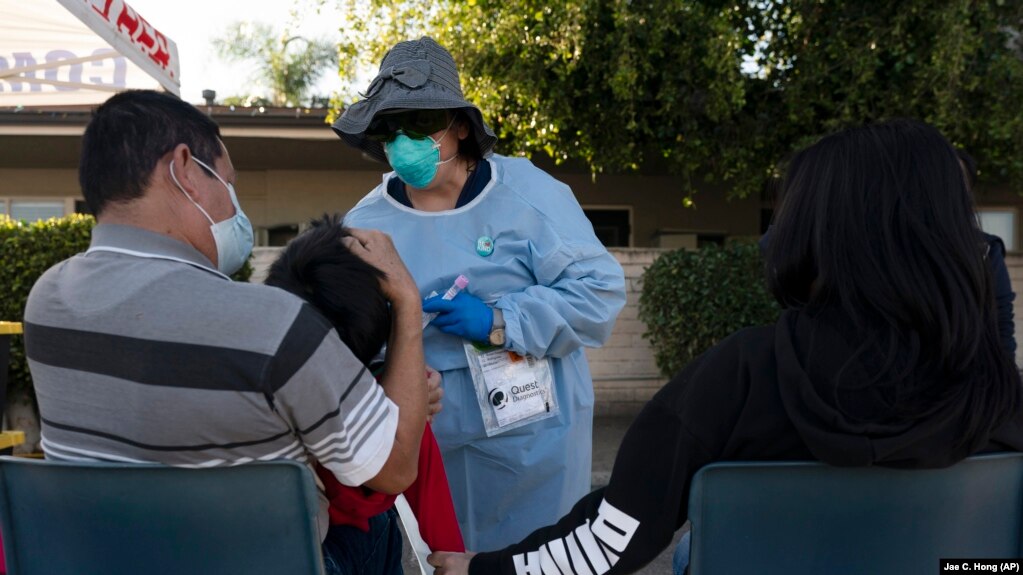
[22, 90, 428, 570]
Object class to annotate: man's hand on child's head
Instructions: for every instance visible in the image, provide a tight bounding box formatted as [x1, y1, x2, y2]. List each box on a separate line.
[343, 228, 419, 306]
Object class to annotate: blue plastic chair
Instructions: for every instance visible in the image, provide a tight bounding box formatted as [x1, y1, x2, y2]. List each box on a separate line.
[0, 457, 325, 575]
[686, 453, 1023, 575]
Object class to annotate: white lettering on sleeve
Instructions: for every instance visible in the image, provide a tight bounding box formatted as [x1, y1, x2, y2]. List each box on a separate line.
[574, 522, 611, 573]
[591, 499, 641, 554]
[539, 545, 564, 575]
[513, 551, 543, 575]
[511, 498, 640, 575]
[564, 533, 596, 575]
[546, 539, 575, 575]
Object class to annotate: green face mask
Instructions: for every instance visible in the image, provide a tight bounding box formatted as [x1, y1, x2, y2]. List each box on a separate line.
[383, 118, 455, 189]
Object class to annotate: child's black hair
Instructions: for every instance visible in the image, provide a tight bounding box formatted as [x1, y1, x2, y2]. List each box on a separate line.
[265, 214, 391, 366]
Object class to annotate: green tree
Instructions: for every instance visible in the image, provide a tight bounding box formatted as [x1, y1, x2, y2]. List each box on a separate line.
[331, 0, 1023, 197]
[332, 0, 748, 197]
[736, 0, 1023, 193]
[213, 21, 337, 107]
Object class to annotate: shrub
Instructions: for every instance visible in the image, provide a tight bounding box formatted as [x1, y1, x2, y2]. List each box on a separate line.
[1, 214, 95, 401]
[0, 214, 252, 404]
[639, 242, 781, 377]
[231, 257, 254, 283]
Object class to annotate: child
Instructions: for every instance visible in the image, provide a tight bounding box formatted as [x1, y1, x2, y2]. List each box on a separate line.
[265, 215, 464, 572]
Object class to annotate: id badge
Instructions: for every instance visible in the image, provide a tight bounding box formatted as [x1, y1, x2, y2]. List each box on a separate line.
[464, 343, 559, 436]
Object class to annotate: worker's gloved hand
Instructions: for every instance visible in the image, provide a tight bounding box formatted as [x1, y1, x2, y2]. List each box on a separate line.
[422, 291, 493, 343]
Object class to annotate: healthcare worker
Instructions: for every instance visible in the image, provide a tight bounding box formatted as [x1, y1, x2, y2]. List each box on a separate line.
[333, 37, 626, 550]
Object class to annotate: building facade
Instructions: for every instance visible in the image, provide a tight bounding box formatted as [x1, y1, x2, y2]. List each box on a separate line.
[3, 103, 1022, 422]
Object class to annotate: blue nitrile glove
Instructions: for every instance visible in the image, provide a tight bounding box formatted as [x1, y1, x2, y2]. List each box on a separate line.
[422, 291, 493, 343]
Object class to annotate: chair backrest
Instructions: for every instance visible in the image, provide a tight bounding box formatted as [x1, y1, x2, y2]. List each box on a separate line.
[0, 457, 325, 575]
[688, 453, 1023, 575]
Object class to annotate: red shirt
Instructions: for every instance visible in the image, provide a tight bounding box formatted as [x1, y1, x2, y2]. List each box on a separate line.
[315, 424, 465, 552]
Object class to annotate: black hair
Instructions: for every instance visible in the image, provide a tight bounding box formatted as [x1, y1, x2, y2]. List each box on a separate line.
[454, 109, 483, 164]
[79, 90, 223, 216]
[766, 119, 1019, 432]
[264, 214, 391, 366]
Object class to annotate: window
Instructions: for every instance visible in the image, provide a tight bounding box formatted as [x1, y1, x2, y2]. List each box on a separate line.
[583, 208, 632, 248]
[977, 209, 1017, 252]
[697, 233, 726, 248]
[653, 229, 729, 250]
[3, 200, 66, 222]
[267, 224, 300, 247]
[0, 199, 76, 222]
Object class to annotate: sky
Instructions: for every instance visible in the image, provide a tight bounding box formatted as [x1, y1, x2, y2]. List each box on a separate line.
[125, 0, 348, 105]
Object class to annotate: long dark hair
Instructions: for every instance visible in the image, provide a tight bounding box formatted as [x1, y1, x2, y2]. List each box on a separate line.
[454, 109, 483, 164]
[767, 119, 1019, 430]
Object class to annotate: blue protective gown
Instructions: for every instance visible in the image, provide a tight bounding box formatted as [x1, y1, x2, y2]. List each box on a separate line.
[344, 155, 626, 550]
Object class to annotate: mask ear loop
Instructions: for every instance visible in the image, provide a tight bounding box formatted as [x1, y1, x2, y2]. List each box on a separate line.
[432, 116, 459, 165]
[169, 161, 216, 226]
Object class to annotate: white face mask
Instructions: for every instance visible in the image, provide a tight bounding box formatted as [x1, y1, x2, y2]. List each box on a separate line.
[169, 157, 254, 275]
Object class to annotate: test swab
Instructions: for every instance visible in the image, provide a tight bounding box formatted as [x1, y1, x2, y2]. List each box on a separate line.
[422, 275, 469, 329]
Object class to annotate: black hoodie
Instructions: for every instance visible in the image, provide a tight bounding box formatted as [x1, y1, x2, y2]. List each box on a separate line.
[468, 308, 1023, 575]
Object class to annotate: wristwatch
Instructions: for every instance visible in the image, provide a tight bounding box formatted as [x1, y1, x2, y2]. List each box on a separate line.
[489, 308, 506, 347]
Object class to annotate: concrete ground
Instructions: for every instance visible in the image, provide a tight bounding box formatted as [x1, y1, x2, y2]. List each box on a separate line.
[399, 414, 686, 574]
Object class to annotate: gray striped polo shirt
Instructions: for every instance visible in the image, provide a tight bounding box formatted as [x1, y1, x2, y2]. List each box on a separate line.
[23, 224, 397, 533]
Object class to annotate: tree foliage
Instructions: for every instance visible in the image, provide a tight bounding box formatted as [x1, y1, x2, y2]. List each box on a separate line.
[213, 21, 337, 107]
[331, 0, 1023, 197]
[738, 0, 1023, 193]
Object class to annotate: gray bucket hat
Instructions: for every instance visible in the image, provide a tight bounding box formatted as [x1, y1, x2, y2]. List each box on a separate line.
[332, 37, 497, 164]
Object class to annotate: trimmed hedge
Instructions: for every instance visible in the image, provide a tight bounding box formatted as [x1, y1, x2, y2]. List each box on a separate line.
[1, 214, 95, 400]
[639, 242, 781, 377]
[232, 252, 254, 283]
[1, 214, 252, 404]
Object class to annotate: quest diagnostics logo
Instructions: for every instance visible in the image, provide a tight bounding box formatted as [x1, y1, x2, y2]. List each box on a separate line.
[489, 389, 508, 410]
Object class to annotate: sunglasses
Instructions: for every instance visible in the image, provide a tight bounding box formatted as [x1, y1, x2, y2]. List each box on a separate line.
[365, 109, 451, 142]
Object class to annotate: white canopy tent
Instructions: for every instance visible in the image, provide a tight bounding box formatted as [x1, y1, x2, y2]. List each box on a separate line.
[0, 0, 180, 105]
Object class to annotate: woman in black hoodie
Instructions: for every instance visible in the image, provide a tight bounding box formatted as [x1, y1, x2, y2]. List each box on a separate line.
[429, 119, 1023, 575]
